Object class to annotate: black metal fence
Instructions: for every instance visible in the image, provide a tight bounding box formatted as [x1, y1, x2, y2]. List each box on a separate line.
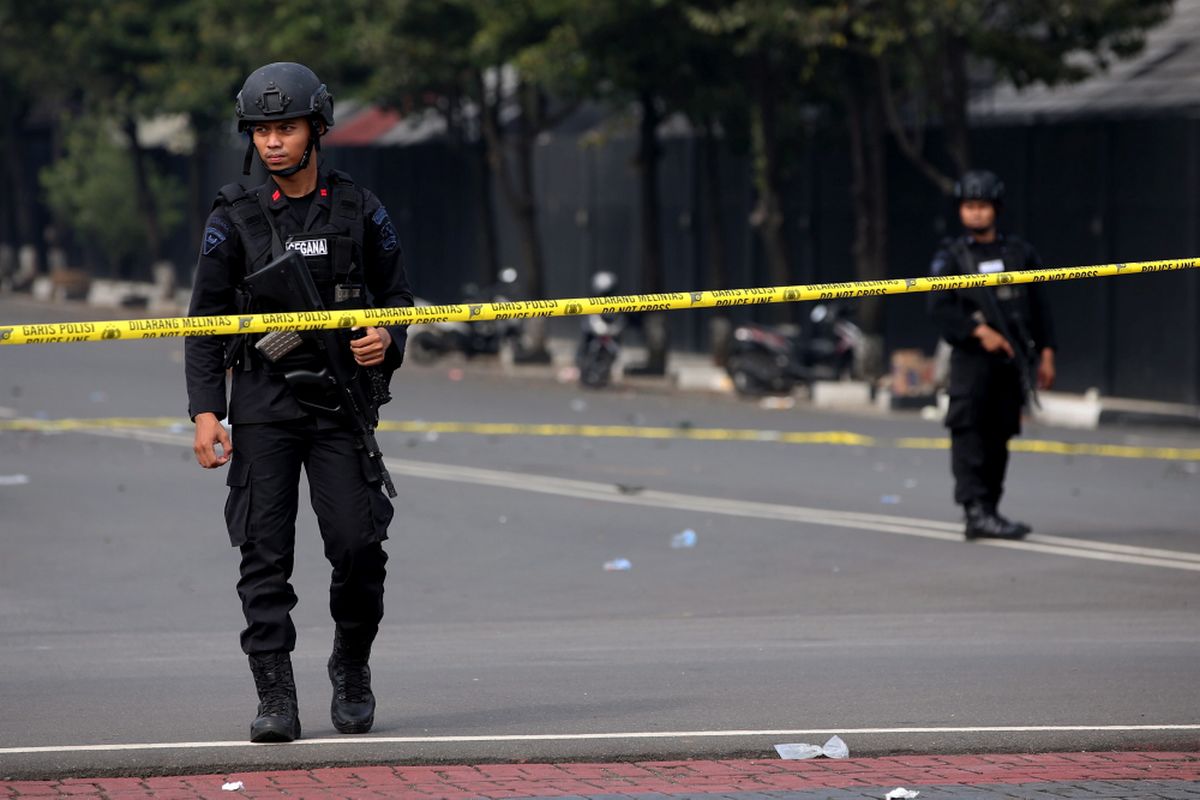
[319, 116, 1200, 404]
[5, 114, 1199, 404]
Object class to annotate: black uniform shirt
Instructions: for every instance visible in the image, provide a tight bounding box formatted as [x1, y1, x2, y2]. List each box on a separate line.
[185, 168, 413, 424]
[928, 233, 1057, 355]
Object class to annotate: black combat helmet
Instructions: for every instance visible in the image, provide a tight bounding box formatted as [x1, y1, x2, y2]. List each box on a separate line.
[235, 62, 334, 176]
[955, 170, 1005, 204]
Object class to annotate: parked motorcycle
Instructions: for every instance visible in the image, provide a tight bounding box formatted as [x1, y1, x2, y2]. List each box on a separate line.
[576, 271, 626, 388]
[407, 269, 522, 364]
[725, 303, 864, 396]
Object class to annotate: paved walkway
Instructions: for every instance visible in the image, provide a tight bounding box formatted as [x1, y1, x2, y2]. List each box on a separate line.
[3, 752, 1198, 799]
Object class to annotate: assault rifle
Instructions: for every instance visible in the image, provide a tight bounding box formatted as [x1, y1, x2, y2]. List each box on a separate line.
[242, 250, 397, 497]
[947, 241, 1040, 410]
[971, 285, 1041, 411]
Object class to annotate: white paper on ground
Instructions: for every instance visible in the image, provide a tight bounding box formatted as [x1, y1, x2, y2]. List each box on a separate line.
[774, 735, 849, 760]
[774, 743, 825, 759]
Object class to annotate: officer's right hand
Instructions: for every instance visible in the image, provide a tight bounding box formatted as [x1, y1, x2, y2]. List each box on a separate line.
[973, 323, 1015, 359]
[193, 412, 232, 468]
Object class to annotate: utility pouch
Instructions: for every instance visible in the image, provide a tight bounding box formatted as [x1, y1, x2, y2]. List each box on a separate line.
[254, 330, 306, 363]
[280, 367, 343, 419]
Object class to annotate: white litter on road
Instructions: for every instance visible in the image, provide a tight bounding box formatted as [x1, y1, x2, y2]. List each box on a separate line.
[774, 742, 824, 759]
[775, 734, 848, 759]
[221, 780, 244, 791]
[885, 789, 920, 799]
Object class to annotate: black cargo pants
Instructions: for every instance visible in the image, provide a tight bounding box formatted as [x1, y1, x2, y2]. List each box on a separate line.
[945, 354, 1024, 509]
[223, 417, 394, 654]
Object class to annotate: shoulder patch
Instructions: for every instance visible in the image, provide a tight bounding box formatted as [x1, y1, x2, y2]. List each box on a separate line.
[201, 221, 229, 256]
[372, 205, 399, 254]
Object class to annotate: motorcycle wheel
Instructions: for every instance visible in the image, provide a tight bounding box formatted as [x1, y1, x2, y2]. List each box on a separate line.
[727, 352, 792, 396]
[408, 331, 442, 365]
[579, 349, 615, 389]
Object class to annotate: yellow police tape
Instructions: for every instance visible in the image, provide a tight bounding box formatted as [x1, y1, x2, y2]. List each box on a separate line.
[1, 257, 1196, 345]
[3, 416, 1198, 461]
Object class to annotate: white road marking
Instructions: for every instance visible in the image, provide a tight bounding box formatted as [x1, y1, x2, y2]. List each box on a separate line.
[3, 724, 1199, 755]
[77, 426, 1200, 573]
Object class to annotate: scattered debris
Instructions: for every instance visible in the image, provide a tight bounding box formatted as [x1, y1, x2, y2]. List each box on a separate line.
[424, 430, 440, 443]
[570, 398, 588, 413]
[885, 789, 920, 799]
[880, 494, 901, 504]
[0, 474, 30, 486]
[774, 743, 823, 759]
[671, 529, 697, 549]
[822, 735, 849, 758]
[759, 396, 796, 410]
[447, 368, 465, 382]
[221, 781, 244, 792]
[556, 366, 580, 383]
[775, 735, 849, 760]
[603, 558, 632, 571]
[615, 483, 645, 495]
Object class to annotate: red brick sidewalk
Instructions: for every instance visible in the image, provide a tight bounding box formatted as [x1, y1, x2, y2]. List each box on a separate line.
[2, 752, 1198, 799]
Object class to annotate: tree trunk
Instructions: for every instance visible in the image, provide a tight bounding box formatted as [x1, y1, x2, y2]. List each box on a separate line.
[475, 138, 502, 287]
[479, 75, 550, 362]
[631, 89, 668, 375]
[470, 71, 501, 288]
[514, 83, 546, 302]
[124, 115, 163, 278]
[844, 61, 888, 379]
[512, 83, 550, 361]
[1, 99, 38, 254]
[701, 118, 732, 364]
[878, 56, 956, 196]
[750, 56, 792, 319]
[188, 124, 216, 271]
[940, 32, 972, 175]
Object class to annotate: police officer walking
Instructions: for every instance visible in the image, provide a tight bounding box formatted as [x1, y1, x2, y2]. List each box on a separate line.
[929, 170, 1057, 541]
[185, 63, 412, 742]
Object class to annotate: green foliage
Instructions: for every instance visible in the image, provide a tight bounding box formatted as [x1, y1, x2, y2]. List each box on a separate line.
[39, 118, 184, 273]
[358, 0, 483, 116]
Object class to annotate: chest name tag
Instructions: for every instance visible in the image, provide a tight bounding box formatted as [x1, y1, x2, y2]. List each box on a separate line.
[978, 258, 1005, 274]
[287, 238, 328, 258]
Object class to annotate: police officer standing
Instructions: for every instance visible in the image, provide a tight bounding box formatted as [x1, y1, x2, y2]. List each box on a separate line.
[185, 63, 412, 742]
[929, 170, 1056, 541]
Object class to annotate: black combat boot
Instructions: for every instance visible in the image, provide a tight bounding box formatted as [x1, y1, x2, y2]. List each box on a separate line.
[328, 629, 375, 734]
[987, 504, 1032, 537]
[964, 502, 1027, 541]
[248, 651, 301, 743]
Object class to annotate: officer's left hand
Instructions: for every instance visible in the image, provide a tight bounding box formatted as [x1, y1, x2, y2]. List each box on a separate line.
[350, 326, 392, 367]
[1038, 348, 1056, 390]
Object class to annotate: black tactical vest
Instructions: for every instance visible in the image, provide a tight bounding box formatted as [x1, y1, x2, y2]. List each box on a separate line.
[216, 170, 367, 369]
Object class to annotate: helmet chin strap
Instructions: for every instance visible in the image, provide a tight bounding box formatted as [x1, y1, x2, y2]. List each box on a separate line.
[242, 120, 322, 177]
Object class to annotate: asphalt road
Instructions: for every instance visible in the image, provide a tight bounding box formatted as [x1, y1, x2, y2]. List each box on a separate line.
[1, 296, 1198, 779]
